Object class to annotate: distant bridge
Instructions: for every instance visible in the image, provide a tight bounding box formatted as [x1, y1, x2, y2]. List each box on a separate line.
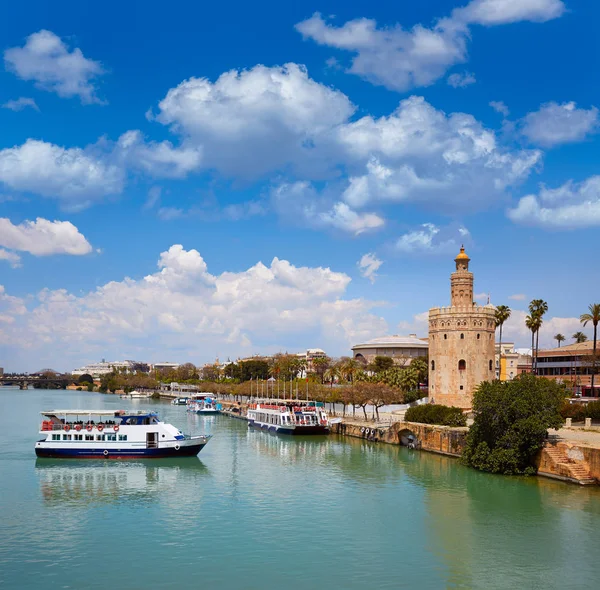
[0, 374, 68, 390]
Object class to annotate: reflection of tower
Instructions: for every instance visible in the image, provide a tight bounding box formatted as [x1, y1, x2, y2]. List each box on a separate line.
[428, 248, 496, 408]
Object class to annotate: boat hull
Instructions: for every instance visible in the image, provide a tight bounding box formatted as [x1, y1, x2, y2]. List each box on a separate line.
[35, 442, 208, 459]
[248, 421, 329, 435]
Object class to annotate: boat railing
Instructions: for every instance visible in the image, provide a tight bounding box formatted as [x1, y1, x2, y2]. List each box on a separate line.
[40, 420, 121, 432]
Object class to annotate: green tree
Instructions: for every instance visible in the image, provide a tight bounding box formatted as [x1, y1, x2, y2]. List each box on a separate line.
[525, 314, 541, 373]
[572, 331, 588, 343]
[528, 299, 548, 372]
[373, 356, 394, 373]
[78, 373, 93, 385]
[580, 303, 600, 395]
[410, 357, 428, 384]
[311, 356, 330, 383]
[554, 333, 565, 348]
[495, 305, 511, 370]
[462, 374, 567, 475]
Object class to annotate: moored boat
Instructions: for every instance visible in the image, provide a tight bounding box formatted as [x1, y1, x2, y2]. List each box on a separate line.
[35, 410, 211, 459]
[171, 397, 190, 406]
[187, 396, 220, 415]
[247, 401, 329, 435]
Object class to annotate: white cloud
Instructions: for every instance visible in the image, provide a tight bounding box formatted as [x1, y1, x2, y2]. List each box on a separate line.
[271, 181, 384, 235]
[295, 2, 564, 92]
[453, 0, 565, 26]
[295, 13, 469, 92]
[153, 63, 354, 178]
[357, 253, 383, 283]
[0, 249, 21, 268]
[0, 218, 92, 258]
[521, 101, 599, 147]
[144, 186, 161, 210]
[116, 130, 202, 178]
[2, 97, 39, 112]
[447, 71, 476, 88]
[509, 293, 526, 300]
[157, 207, 184, 221]
[508, 176, 600, 229]
[336, 96, 541, 212]
[489, 100, 509, 116]
[395, 222, 469, 254]
[0, 139, 123, 210]
[4, 30, 105, 104]
[3, 246, 388, 364]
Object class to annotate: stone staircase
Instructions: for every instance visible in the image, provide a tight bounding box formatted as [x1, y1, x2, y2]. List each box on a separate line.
[543, 445, 596, 485]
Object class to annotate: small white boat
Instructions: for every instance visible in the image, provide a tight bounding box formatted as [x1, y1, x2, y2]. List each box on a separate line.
[187, 396, 220, 415]
[171, 397, 190, 406]
[128, 390, 151, 399]
[35, 409, 211, 459]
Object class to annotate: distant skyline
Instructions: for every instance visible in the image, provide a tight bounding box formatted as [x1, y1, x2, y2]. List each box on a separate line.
[0, 0, 598, 372]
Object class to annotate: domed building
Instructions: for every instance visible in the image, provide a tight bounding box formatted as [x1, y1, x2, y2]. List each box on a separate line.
[428, 247, 496, 408]
[352, 334, 428, 365]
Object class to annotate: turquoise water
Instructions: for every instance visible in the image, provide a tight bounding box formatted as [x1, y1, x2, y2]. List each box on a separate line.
[1, 388, 600, 589]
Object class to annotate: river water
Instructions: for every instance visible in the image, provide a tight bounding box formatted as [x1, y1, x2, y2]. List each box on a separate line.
[1, 387, 599, 589]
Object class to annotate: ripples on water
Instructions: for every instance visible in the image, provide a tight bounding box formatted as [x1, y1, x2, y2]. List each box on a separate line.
[1, 388, 600, 589]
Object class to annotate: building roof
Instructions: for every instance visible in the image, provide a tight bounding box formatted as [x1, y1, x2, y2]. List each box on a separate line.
[538, 340, 596, 355]
[454, 246, 470, 261]
[352, 334, 428, 350]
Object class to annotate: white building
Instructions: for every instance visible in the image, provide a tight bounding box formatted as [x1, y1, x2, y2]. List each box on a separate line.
[151, 362, 180, 372]
[72, 360, 139, 378]
[352, 335, 428, 365]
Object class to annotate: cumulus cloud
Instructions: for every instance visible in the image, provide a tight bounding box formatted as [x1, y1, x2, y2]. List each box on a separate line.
[453, 0, 565, 26]
[447, 71, 476, 88]
[0, 249, 22, 268]
[2, 97, 39, 112]
[395, 222, 470, 254]
[0, 218, 92, 259]
[0, 139, 123, 210]
[2, 246, 388, 364]
[508, 176, 600, 229]
[337, 96, 541, 212]
[153, 63, 354, 178]
[521, 101, 599, 147]
[4, 30, 106, 104]
[295, 1, 564, 92]
[271, 181, 384, 235]
[489, 100, 509, 116]
[357, 253, 383, 283]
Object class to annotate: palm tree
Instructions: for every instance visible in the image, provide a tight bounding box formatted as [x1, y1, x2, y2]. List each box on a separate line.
[580, 303, 600, 396]
[495, 305, 511, 376]
[529, 299, 548, 372]
[573, 332, 588, 343]
[525, 314, 541, 373]
[554, 333, 565, 348]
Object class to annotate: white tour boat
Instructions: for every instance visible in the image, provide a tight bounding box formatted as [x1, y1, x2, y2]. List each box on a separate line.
[247, 401, 330, 435]
[187, 396, 220, 415]
[35, 410, 211, 459]
[171, 397, 190, 406]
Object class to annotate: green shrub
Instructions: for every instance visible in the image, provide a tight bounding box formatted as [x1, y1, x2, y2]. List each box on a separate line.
[462, 374, 566, 475]
[584, 400, 600, 420]
[403, 389, 426, 404]
[560, 401, 586, 422]
[405, 404, 467, 427]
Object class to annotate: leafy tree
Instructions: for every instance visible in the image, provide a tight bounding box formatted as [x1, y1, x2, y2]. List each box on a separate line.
[495, 305, 511, 369]
[572, 331, 588, 343]
[223, 362, 241, 380]
[311, 356, 330, 383]
[528, 299, 548, 372]
[373, 356, 394, 373]
[240, 359, 270, 381]
[580, 303, 600, 395]
[78, 374, 93, 385]
[554, 333, 565, 348]
[410, 357, 428, 385]
[462, 374, 567, 475]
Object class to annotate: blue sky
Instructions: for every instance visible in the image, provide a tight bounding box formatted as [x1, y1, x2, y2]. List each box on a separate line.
[0, 0, 598, 372]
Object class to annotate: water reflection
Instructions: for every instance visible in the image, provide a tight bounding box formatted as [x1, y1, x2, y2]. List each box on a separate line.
[36, 458, 209, 507]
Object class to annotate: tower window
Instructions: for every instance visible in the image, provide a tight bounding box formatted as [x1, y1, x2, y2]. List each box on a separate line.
[460, 385, 464, 390]
[431, 360, 435, 371]
[458, 359, 466, 371]
[477, 334, 480, 340]
[489, 360, 493, 371]
[460, 333, 464, 339]
[444, 334, 447, 340]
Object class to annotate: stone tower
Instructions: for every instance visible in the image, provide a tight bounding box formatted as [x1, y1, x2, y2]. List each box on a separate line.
[428, 247, 496, 408]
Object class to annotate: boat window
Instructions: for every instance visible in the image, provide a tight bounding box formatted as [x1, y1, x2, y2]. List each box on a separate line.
[62, 434, 72, 441]
[118, 434, 128, 441]
[106, 433, 117, 441]
[85, 434, 94, 441]
[96, 434, 105, 441]
[74, 434, 83, 441]
[52, 434, 60, 441]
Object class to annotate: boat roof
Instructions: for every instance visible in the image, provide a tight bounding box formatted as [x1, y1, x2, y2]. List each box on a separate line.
[41, 410, 158, 416]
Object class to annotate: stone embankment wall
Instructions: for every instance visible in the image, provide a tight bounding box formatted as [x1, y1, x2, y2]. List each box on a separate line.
[536, 442, 600, 484]
[331, 421, 468, 457]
